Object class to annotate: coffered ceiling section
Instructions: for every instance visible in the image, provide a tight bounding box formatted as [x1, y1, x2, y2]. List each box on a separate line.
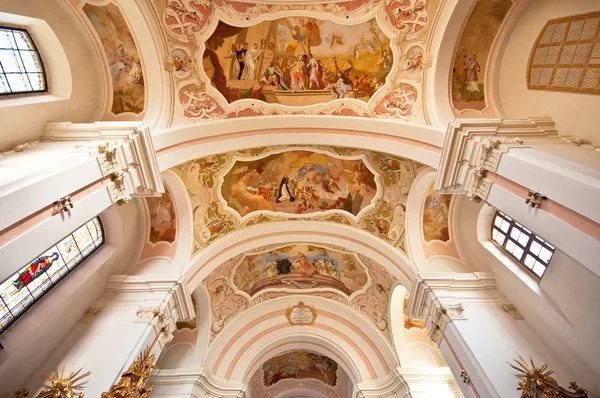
[170, 145, 426, 256]
[154, 0, 440, 123]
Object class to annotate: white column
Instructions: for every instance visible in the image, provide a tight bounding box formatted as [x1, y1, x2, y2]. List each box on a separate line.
[406, 272, 579, 398]
[0, 122, 164, 288]
[434, 117, 600, 276]
[21, 275, 194, 397]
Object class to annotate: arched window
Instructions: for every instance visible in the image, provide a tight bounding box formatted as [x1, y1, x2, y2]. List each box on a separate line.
[491, 211, 555, 279]
[0, 218, 104, 334]
[0, 27, 47, 94]
[528, 11, 600, 94]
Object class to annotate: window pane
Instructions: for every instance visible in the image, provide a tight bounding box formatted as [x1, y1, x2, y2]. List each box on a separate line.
[506, 240, 516, 253]
[533, 262, 546, 277]
[530, 240, 542, 256]
[517, 232, 530, 247]
[0, 302, 12, 330]
[539, 247, 553, 263]
[512, 245, 524, 261]
[500, 220, 510, 233]
[0, 29, 17, 49]
[74, 225, 94, 256]
[27, 73, 44, 90]
[0, 74, 9, 93]
[13, 31, 32, 50]
[510, 228, 521, 241]
[0, 49, 25, 72]
[524, 254, 536, 268]
[493, 230, 506, 246]
[0, 273, 34, 317]
[20, 50, 41, 72]
[5, 73, 32, 92]
[494, 216, 503, 228]
[0, 217, 104, 333]
[58, 235, 83, 268]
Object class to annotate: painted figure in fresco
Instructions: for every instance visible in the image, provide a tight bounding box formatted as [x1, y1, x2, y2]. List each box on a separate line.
[308, 54, 323, 89]
[275, 176, 295, 203]
[242, 42, 263, 80]
[236, 43, 247, 80]
[230, 169, 275, 216]
[109, 42, 134, 82]
[262, 62, 288, 89]
[13, 252, 60, 291]
[464, 55, 481, 92]
[377, 49, 393, 73]
[291, 55, 307, 91]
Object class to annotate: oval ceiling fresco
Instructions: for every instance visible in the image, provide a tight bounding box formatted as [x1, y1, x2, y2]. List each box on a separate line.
[170, 145, 426, 256]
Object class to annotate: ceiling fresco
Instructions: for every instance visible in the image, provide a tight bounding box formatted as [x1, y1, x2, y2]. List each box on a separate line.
[203, 17, 392, 106]
[451, 0, 513, 112]
[250, 351, 350, 397]
[422, 183, 451, 243]
[203, 242, 398, 341]
[263, 351, 338, 386]
[82, 2, 145, 115]
[170, 146, 426, 256]
[152, 0, 441, 123]
[231, 244, 369, 296]
[145, 187, 177, 244]
[221, 150, 378, 218]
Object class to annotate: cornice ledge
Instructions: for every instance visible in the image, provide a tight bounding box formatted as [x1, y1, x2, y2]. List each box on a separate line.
[435, 117, 564, 202]
[192, 367, 246, 398]
[355, 367, 412, 398]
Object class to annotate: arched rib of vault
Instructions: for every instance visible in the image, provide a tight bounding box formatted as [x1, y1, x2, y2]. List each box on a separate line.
[273, 390, 330, 398]
[183, 221, 416, 290]
[154, 120, 444, 171]
[244, 340, 358, 385]
[204, 296, 399, 383]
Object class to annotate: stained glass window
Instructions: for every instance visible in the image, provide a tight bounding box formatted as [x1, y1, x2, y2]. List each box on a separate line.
[0, 218, 104, 333]
[0, 27, 47, 94]
[491, 211, 555, 280]
[528, 12, 600, 94]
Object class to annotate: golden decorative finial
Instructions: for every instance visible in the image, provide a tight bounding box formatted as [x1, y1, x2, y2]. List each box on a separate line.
[509, 353, 587, 397]
[36, 364, 90, 398]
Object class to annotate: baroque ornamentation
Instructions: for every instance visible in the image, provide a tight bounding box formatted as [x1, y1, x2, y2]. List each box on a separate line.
[468, 137, 524, 202]
[510, 353, 588, 397]
[203, 244, 398, 342]
[172, 146, 425, 255]
[21, 365, 91, 398]
[150, 0, 442, 122]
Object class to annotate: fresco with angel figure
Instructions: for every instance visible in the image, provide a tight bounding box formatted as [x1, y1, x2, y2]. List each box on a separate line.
[220, 150, 378, 218]
[232, 244, 369, 296]
[203, 17, 392, 106]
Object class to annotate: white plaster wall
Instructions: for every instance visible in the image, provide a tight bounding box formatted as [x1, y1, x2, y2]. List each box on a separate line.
[0, 202, 143, 394]
[496, 0, 600, 144]
[450, 305, 570, 398]
[453, 197, 600, 396]
[0, 0, 104, 152]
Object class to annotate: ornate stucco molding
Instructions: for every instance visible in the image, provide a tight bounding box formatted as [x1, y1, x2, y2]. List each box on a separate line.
[42, 121, 164, 204]
[435, 118, 567, 202]
[104, 275, 196, 347]
[406, 272, 502, 346]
